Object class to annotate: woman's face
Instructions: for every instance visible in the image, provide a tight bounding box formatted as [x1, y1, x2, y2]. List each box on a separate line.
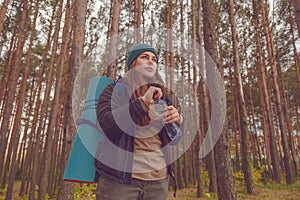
[132, 51, 158, 79]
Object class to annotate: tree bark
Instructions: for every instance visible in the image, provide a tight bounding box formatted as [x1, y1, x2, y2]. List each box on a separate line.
[228, 65, 241, 171]
[201, 0, 217, 191]
[202, 0, 237, 199]
[0, 0, 10, 36]
[260, 0, 295, 184]
[167, 0, 174, 91]
[134, 0, 142, 42]
[291, 0, 300, 37]
[243, 27, 259, 169]
[203, 89, 217, 193]
[175, 1, 185, 190]
[38, 0, 72, 198]
[32, 0, 61, 196]
[290, 1, 300, 101]
[296, 106, 300, 153]
[57, 0, 87, 199]
[0, 0, 28, 181]
[228, 0, 255, 194]
[5, 1, 38, 199]
[19, 3, 57, 198]
[0, 27, 17, 112]
[106, 0, 121, 79]
[18, 79, 36, 197]
[247, 70, 259, 169]
[276, 53, 298, 177]
[196, 0, 204, 196]
[252, 0, 282, 183]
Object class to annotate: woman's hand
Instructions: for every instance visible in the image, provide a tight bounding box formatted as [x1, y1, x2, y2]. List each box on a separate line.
[141, 86, 162, 106]
[164, 105, 181, 124]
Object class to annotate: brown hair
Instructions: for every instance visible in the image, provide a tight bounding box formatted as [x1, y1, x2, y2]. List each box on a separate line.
[124, 60, 180, 126]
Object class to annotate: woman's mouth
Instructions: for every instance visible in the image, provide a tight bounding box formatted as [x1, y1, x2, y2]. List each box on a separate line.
[145, 67, 154, 72]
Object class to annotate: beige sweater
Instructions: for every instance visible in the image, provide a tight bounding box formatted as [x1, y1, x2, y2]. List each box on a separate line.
[132, 104, 167, 181]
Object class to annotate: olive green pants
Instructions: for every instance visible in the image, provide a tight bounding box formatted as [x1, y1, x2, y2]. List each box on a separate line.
[96, 175, 169, 200]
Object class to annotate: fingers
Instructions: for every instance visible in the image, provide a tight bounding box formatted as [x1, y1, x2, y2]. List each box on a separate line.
[141, 87, 181, 124]
[150, 86, 162, 99]
[142, 86, 162, 105]
[164, 106, 180, 124]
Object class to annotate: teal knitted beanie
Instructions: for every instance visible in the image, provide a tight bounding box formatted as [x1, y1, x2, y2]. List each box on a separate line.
[127, 43, 158, 69]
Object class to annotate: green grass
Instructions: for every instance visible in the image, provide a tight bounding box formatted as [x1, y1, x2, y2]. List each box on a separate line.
[168, 179, 300, 200]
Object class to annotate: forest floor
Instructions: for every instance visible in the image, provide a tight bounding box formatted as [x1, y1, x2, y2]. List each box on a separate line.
[167, 179, 300, 200]
[0, 179, 299, 199]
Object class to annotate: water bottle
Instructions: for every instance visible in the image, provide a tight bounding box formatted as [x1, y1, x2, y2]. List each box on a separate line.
[153, 99, 182, 141]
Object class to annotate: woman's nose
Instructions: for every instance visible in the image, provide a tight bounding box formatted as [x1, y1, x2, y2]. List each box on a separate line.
[148, 59, 154, 65]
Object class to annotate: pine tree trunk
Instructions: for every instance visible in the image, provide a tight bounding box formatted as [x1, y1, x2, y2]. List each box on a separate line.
[243, 29, 259, 169]
[175, 1, 185, 190]
[19, 4, 56, 197]
[18, 79, 35, 197]
[0, 31, 16, 113]
[4, 1, 39, 199]
[202, 0, 236, 199]
[228, 0, 255, 194]
[106, 0, 121, 79]
[32, 0, 61, 196]
[0, 0, 10, 35]
[39, 0, 72, 198]
[260, 0, 295, 184]
[196, 0, 204, 196]
[292, 0, 300, 37]
[198, 77, 206, 196]
[184, 73, 195, 187]
[50, 40, 72, 193]
[57, 0, 88, 198]
[167, 0, 174, 91]
[164, 0, 173, 89]
[247, 72, 259, 169]
[187, 93, 194, 185]
[134, 0, 142, 42]
[190, 0, 200, 191]
[289, 2, 300, 100]
[276, 55, 298, 177]
[296, 107, 300, 151]
[197, 79, 205, 197]
[252, 0, 282, 183]
[201, 12, 217, 190]
[0, 0, 28, 181]
[203, 86, 217, 193]
[204, 96, 218, 191]
[228, 65, 241, 171]
[103, 1, 112, 76]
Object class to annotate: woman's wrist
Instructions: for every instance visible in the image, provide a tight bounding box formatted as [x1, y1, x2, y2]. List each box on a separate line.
[176, 114, 184, 125]
[139, 97, 150, 111]
[141, 96, 151, 106]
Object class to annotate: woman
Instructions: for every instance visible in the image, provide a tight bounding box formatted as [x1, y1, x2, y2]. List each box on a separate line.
[95, 43, 183, 200]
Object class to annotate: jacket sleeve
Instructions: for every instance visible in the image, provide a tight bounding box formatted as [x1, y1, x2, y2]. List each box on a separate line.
[96, 83, 149, 142]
